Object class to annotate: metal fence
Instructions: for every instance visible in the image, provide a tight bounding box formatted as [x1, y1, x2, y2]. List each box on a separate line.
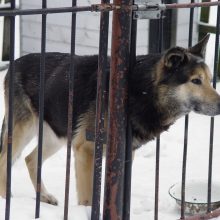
[0, 0, 220, 220]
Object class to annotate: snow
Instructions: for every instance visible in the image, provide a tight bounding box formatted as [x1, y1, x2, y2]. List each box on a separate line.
[1, 65, 220, 220]
[0, 3, 220, 218]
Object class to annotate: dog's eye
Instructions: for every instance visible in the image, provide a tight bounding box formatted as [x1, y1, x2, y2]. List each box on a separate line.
[191, 78, 202, 85]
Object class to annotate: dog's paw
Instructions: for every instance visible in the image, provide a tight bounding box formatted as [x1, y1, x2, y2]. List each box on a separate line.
[0, 194, 6, 199]
[0, 189, 6, 199]
[40, 193, 58, 206]
[78, 199, 92, 206]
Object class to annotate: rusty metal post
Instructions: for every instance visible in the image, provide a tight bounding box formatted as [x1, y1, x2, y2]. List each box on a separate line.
[180, 1, 194, 219]
[35, 1, 47, 218]
[103, 0, 133, 219]
[5, 0, 15, 219]
[207, 3, 220, 214]
[63, 0, 77, 220]
[122, 14, 137, 220]
[91, 1, 110, 219]
[154, 3, 164, 219]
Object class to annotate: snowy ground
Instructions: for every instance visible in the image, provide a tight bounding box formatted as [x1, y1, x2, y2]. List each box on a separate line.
[0, 1, 220, 219]
[1, 64, 220, 220]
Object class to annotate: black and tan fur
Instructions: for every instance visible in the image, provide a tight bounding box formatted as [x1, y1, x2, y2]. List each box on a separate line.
[0, 34, 220, 206]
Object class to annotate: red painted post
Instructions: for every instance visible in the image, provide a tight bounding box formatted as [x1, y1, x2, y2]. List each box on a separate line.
[103, 0, 133, 219]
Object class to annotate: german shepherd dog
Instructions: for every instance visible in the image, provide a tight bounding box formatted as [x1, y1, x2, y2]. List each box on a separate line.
[0, 34, 220, 206]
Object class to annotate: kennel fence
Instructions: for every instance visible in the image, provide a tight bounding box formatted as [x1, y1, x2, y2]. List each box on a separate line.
[0, 0, 220, 220]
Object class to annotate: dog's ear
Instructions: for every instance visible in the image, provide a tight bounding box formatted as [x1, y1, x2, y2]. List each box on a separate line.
[188, 34, 210, 58]
[164, 47, 187, 69]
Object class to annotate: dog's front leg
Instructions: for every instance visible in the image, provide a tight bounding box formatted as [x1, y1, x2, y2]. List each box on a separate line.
[74, 141, 94, 206]
[0, 152, 7, 198]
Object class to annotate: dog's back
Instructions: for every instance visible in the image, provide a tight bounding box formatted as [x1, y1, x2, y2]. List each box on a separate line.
[5, 53, 101, 137]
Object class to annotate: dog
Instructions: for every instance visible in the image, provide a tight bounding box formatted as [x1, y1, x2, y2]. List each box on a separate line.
[0, 34, 220, 206]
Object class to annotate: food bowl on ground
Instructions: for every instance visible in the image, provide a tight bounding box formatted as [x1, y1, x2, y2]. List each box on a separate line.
[169, 180, 220, 215]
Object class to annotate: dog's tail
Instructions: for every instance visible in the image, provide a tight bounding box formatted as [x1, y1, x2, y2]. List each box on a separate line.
[0, 117, 6, 154]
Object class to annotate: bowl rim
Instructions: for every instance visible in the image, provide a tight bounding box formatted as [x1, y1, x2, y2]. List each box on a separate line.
[168, 181, 220, 205]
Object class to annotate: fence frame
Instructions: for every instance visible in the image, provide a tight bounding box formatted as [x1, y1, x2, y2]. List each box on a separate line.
[1, 1, 220, 220]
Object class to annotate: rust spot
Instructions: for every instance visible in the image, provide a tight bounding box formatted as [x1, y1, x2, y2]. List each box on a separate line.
[36, 183, 41, 192]
[7, 136, 12, 145]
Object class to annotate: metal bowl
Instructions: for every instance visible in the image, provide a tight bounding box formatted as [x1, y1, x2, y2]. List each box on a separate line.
[169, 180, 220, 215]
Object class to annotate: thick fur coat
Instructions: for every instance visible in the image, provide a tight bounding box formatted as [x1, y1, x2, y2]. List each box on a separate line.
[0, 34, 220, 205]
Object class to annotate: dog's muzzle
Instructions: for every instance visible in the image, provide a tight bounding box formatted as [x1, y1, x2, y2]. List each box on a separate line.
[193, 101, 220, 116]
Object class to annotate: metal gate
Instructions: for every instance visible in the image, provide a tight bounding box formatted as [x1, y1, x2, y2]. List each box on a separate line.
[0, 0, 220, 220]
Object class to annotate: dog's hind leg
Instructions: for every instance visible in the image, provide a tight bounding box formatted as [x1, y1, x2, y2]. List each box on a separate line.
[0, 115, 36, 198]
[0, 117, 5, 153]
[0, 117, 9, 198]
[25, 121, 63, 205]
[73, 126, 94, 206]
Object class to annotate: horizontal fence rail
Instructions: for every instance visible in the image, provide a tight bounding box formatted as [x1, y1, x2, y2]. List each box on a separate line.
[1, 0, 220, 220]
[0, 1, 220, 16]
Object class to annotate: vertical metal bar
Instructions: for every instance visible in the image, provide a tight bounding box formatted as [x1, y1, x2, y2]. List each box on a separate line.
[154, 136, 160, 220]
[5, 0, 15, 219]
[154, 3, 163, 219]
[91, 0, 109, 219]
[122, 14, 137, 220]
[35, 0, 47, 218]
[103, 0, 132, 219]
[180, 115, 189, 220]
[149, 0, 176, 53]
[207, 3, 220, 213]
[180, 1, 194, 219]
[63, 0, 77, 220]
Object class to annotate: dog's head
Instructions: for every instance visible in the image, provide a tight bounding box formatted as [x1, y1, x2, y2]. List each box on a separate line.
[156, 34, 220, 118]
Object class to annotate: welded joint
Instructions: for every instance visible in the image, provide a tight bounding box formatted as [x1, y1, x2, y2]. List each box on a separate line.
[91, 3, 121, 12]
[86, 129, 107, 144]
[91, 2, 166, 15]
[133, 2, 166, 11]
[133, 0, 165, 19]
